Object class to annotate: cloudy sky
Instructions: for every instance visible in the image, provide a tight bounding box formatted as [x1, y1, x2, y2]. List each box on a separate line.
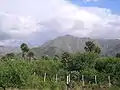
[0, 0, 120, 46]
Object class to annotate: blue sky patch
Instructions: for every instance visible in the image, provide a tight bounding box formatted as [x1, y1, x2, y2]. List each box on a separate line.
[69, 0, 120, 14]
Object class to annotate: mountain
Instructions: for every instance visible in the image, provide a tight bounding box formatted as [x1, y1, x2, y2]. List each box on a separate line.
[31, 35, 120, 57]
[1, 35, 120, 57]
[0, 45, 20, 56]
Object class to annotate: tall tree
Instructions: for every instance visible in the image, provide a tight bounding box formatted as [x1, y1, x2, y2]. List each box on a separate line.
[20, 43, 29, 59]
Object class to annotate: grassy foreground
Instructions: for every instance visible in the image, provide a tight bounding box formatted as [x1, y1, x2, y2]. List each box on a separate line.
[0, 87, 119, 90]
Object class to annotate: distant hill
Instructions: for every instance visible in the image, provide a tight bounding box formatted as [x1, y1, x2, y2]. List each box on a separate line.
[1, 35, 120, 57]
[0, 45, 20, 56]
[31, 35, 120, 57]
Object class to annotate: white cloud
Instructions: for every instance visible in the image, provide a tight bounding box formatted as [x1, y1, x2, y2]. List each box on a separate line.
[0, 0, 120, 46]
[0, 13, 39, 38]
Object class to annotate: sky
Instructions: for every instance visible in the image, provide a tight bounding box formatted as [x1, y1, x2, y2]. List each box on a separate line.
[0, 0, 120, 46]
[71, 0, 120, 14]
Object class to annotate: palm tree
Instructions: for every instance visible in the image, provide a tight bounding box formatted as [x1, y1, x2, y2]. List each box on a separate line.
[20, 43, 29, 59]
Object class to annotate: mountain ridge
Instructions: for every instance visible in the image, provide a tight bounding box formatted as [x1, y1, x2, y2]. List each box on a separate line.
[1, 35, 120, 57]
[31, 35, 120, 57]
[0, 46, 20, 56]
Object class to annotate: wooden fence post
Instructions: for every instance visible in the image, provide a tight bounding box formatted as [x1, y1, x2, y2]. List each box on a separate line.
[68, 74, 70, 83]
[95, 75, 97, 85]
[33, 72, 36, 76]
[67, 75, 69, 84]
[108, 76, 111, 87]
[55, 74, 58, 82]
[44, 73, 46, 82]
[82, 75, 85, 86]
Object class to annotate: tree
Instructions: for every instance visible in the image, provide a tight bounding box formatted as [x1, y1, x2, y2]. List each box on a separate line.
[0, 53, 15, 61]
[0, 59, 33, 89]
[41, 55, 49, 60]
[84, 41, 95, 52]
[84, 41, 101, 54]
[53, 55, 60, 60]
[5, 53, 15, 59]
[20, 43, 29, 59]
[94, 46, 101, 54]
[116, 53, 120, 58]
[69, 52, 98, 71]
[1, 56, 6, 60]
[27, 51, 34, 60]
[61, 52, 71, 70]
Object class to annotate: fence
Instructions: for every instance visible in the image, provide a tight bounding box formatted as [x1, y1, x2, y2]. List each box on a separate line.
[41, 72, 112, 88]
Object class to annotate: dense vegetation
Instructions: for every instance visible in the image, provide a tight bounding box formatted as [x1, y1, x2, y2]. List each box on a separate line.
[0, 41, 120, 90]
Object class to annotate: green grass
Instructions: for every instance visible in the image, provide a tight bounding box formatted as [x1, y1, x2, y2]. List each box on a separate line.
[0, 87, 118, 90]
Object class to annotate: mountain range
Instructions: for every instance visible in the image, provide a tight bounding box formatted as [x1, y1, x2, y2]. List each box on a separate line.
[0, 45, 20, 56]
[31, 35, 120, 57]
[1, 35, 120, 57]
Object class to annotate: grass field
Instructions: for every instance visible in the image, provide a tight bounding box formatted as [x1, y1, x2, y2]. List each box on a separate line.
[0, 87, 119, 90]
